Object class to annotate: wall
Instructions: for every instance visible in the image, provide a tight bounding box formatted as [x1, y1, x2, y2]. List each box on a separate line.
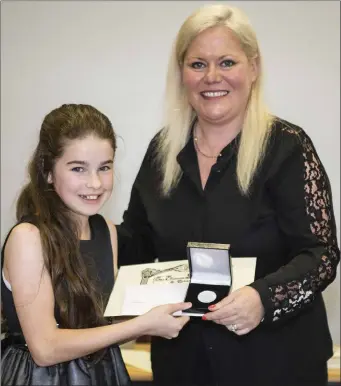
[1, 1, 340, 343]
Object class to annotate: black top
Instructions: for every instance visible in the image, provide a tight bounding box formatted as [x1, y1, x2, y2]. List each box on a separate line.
[117, 118, 340, 374]
[1, 214, 114, 334]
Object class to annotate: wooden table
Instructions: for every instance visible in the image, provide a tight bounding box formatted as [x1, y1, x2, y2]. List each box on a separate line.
[123, 343, 152, 381]
[329, 366, 341, 383]
[122, 343, 340, 383]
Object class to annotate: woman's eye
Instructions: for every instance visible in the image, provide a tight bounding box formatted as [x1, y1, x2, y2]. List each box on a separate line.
[190, 62, 206, 69]
[71, 167, 85, 172]
[221, 59, 236, 68]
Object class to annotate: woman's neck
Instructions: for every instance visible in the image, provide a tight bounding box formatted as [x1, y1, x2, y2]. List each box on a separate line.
[195, 116, 243, 154]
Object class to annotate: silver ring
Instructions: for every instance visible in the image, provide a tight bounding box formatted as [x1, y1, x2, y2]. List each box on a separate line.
[229, 324, 238, 332]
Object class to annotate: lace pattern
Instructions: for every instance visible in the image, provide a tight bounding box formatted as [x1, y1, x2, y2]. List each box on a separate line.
[269, 127, 339, 321]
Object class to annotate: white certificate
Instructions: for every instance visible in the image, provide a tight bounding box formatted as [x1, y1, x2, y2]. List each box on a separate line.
[104, 258, 256, 317]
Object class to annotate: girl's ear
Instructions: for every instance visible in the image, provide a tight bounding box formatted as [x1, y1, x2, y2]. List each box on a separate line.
[47, 172, 53, 184]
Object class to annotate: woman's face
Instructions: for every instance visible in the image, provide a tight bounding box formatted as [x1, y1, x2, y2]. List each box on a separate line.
[182, 26, 258, 126]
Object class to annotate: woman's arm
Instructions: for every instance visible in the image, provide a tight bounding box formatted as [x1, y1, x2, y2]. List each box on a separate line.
[4, 223, 190, 367]
[250, 129, 340, 323]
[117, 184, 156, 266]
[116, 140, 159, 267]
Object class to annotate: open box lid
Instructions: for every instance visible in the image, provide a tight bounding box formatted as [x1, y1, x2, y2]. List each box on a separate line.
[187, 242, 232, 286]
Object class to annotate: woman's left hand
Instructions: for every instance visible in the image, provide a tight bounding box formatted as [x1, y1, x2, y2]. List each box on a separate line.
[202, 286, 264, 335]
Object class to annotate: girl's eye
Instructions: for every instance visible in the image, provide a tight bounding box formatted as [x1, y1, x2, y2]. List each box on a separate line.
[100, 165, 111, 172]
[221, 59, 236, 68]
[71, 167, 85, 172]
[190, 61, 206, 69]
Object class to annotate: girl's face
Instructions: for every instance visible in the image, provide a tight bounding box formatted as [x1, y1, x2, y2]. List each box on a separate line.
[48, 134, 114, 220]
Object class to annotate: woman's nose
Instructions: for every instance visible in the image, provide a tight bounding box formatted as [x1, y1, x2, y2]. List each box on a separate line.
[205, 65, 222, 84]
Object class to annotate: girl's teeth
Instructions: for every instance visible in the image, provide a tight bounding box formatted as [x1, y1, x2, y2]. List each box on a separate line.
[81, 195, 99, 200]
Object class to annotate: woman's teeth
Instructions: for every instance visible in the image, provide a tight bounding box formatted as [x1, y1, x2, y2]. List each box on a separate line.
[201, 91, 229, 97]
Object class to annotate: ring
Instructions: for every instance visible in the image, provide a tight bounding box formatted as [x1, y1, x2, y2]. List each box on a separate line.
[229, 324, 238, 332]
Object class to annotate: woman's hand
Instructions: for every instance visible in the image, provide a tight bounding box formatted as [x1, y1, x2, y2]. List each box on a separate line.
[139, 302, 192, 339]
[203, 287, 264, 335]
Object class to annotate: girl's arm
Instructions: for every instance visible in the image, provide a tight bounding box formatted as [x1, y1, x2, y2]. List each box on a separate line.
[4, 223, 190, 367]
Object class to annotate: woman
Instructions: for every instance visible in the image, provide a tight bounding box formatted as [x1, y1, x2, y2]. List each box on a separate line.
[117, 4, 340, 386]
[1, 104, 191, 385]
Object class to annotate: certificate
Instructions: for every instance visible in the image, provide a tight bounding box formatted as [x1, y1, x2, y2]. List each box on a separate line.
[104, 258, 256, 318]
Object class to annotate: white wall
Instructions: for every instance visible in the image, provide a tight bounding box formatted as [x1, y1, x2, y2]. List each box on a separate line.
[2, 1, 340, 343]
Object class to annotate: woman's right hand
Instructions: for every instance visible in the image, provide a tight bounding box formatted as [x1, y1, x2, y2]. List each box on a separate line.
[138, 302, 192, 339]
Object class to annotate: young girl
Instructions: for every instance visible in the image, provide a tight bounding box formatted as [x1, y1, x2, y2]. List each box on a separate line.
[1, 104, 191, 385]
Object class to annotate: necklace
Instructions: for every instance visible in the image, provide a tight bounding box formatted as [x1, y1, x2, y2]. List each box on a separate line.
[193, 135, 222, 159]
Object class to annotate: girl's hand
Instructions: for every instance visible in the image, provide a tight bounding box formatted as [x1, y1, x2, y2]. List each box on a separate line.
[139, 302, 192, 339]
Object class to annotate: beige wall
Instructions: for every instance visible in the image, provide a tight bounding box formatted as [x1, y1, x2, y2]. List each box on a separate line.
[1, 1, 340, 343]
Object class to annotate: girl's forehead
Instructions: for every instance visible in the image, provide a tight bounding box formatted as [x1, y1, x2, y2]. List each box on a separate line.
[60, 136, 114, 159]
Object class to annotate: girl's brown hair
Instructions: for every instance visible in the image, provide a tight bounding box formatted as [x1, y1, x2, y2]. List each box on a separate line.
[16, 104, 116, 330]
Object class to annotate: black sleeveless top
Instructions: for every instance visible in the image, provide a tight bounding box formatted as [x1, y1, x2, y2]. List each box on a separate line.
[1, 214, 114, 334]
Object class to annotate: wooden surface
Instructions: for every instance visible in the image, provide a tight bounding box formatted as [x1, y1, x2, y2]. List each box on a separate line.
[124, 343, 152, 381]
[329, 367, 341, 383]
[125, 365, 152, 381]
[123, 343, 340, 383]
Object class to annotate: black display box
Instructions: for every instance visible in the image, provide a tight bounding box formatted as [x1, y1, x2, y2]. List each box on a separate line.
[183, 242, 232, 316]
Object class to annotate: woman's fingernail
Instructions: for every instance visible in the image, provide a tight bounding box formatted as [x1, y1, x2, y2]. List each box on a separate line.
[202, 315, 207, 320]
[208, 305, 216, 310]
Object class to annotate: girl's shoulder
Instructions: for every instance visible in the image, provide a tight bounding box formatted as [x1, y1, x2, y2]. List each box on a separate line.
[4, 220, 41, 253]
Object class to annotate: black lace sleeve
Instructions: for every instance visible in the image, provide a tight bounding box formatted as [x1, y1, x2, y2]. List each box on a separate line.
[250, 127, 340, 323]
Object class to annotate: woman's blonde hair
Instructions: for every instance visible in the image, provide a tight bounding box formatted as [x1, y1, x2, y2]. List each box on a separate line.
[156, 4, 274, 196]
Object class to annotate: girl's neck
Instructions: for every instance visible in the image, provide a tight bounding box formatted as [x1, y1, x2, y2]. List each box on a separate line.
[75, 215, 91, 240]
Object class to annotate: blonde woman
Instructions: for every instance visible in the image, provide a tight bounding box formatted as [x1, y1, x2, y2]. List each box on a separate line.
[118, 4, 339, 386]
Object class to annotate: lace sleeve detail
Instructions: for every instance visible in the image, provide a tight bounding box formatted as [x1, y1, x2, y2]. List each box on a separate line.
[268, 129, 340, 322]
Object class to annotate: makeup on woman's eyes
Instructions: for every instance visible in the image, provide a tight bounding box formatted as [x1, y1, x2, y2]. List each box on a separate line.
[188, 58, 237, 70]
[220, 59, 236, 68]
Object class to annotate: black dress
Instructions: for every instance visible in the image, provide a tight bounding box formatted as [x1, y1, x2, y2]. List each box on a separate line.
[1, 214, 130, 386]
[117, 118, 340, 386]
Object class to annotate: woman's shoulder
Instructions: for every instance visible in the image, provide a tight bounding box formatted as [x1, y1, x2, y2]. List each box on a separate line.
[131, 130, 164, 180]
[261, 117, 319, 179]
[143, 130, 162, 160]
[270, 117, 313, 148]
[267, 116, 317, 160]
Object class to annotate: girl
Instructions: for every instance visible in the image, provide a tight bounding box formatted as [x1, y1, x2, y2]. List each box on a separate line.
[1, 104, 191, 385]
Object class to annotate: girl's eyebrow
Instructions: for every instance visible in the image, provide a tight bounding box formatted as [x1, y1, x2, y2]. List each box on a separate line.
[66, 160, 113, 166]
[99, 160, 113, 166]
[66, 160, 87, 165]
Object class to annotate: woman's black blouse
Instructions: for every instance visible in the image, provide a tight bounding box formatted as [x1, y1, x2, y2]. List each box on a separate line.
[117, 117, 340, 364]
